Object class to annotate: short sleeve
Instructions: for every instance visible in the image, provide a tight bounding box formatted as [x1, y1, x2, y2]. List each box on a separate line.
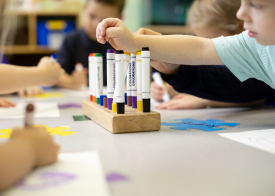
[212, 30, 264, 82]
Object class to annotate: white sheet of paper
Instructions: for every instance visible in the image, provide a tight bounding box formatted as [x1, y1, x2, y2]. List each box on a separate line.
[219, 129, 275, 155]
[58, 88, 90, 98]
[2, 152, 111, 196]
[0, 102, 60, 119]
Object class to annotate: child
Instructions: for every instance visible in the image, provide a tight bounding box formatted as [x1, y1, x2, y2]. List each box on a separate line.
[96, 0, 275, 105]
[57, 0, 124, 90]
[149, 0, 268, 109]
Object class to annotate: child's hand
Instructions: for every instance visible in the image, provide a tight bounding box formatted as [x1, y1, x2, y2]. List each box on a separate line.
[0, 98, 16, 107]
[151, 82, 179, 101]
[96, 18, 134, 52]
[11, 126, 59, 167]
[18, 86, 44, 97]
[71, 68, 88, 90]
[38, 57, 64, 87]
[156, 94, 208, 110]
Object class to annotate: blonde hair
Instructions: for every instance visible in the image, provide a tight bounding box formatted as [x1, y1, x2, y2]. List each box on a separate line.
[187, 0, 241, 33]
[0, 0, 17, 61]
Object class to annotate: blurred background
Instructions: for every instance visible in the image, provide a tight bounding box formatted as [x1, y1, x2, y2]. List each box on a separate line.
[4, 0, 194, 66]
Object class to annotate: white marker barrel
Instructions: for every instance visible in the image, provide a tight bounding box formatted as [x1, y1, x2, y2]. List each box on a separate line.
[107, 49, 115, 110]
[89, 54, 93, 101]
[93, 54, 97, 103]
[95, 53, 103, 104]
[131, 54, 137, 108]
[116, 50, 125, 114]
[124, 52, 131, 81]
[142, 47, 151, 112]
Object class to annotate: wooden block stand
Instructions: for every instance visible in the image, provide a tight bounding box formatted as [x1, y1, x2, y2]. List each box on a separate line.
[82, 100, 161, 134]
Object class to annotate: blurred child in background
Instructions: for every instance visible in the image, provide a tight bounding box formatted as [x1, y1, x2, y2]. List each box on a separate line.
[57, 0, 124, 90]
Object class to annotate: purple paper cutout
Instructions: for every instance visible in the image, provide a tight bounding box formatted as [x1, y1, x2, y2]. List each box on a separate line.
[58, 103, 82, 109]
[106, 172, 128, 183]
[18, 171, 77, 191]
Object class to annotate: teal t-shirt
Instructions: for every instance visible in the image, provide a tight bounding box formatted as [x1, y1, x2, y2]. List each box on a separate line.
[212, 30, 275, 89]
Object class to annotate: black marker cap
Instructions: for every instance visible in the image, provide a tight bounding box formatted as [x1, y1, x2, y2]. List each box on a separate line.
[116, 50, 124, 54]
[142, 47, 150, 51]
[117, 103, 125, 114]
[143, 99, 150, 112]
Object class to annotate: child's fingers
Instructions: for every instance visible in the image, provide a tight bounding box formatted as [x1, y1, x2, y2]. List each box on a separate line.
[4, 99, 16, 107]
[18, 89, 25, 97]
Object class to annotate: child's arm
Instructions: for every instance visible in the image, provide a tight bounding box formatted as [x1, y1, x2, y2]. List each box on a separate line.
[0, 57, 63, 94]
[0, 126, 59, 191]
[96, 18, 223, 74]
[56, 69, 88, 90]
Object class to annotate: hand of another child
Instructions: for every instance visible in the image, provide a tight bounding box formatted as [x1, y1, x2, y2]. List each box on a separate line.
[134, 28, 180, 75]
[96, 18, 134, 52]
[11, 126, 59, 167]
[151, 82, 164, 101]
[18, 86, 44, 97]
[38, 57, 64, 87]
[71, 68, 88, 90]
[156, 94, 208, 110]
[0, 98, 16, 107]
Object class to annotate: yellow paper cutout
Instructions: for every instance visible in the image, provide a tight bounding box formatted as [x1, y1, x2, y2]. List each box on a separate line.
[0, 125, 77, 138]
[0, 128, 12, 138]
[26, 92, 64, 99]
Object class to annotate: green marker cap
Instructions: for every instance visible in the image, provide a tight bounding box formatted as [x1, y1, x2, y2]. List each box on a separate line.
[96, 53, 102, 57]
[97, 98, 100, 104]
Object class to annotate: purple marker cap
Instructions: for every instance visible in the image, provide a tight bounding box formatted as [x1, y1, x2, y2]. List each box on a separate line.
[107, 49, 115, 53]
[108, 98, 113, 110]
[132, 97, 137, 108]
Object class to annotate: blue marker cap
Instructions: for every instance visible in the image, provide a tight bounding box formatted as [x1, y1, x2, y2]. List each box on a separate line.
[100, 95, 107, 106]
[51, 53, 58, 59]
[125, 93, 127, 105]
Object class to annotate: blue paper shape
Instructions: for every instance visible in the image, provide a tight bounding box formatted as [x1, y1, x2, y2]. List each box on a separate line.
[161, 118, 239, 132]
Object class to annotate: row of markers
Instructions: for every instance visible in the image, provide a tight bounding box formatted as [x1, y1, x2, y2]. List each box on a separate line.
[88, 47, 151, 114]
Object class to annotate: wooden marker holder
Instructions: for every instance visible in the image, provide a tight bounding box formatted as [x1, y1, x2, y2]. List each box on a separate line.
[82, 100, 161, 134]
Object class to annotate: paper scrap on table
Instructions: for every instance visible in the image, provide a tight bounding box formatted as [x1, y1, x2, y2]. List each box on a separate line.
[2, 152, 111, 196]
[220, 129, 275, 155]
[58, 103, 82, 109]
[162, 119, 239, 132]
[0, 125, 77, 139]
[0, 102, 60, 119]
[73, 115, 91, 121]
[26, 92, 63, 99]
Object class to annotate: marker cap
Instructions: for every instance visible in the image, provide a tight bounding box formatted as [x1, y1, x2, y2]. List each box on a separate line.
[97, 98, 100, 104]
[116, 50, 124, 54]
[103, 97, 108, 108]
[92, 53, 97, 56]
[112, 103, 117, 112]
[107, 49, 114, 53]
[136, 51, 141, 55]
[143, 99, 150, 112]
[125, 93, 127, 105]
[108, 98, 113, 110]
[100, 95, 107, 106]
[51, 53, 58, 59]
[137, 101, 143, 111]
[93, 96, 97, 103]
[89, 53, 94, 56]
[117, 103, 125, 114]
[96, 53, 102, 57]
[132, 97, 137, 108]
[124, 52, 131, 56]
[90, 95, 93, 102]
[142, 47, 150, 51]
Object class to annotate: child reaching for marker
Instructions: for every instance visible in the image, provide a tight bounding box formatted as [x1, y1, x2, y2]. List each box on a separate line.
[96, 0, 275, 106]
[57, 0, 124, 90]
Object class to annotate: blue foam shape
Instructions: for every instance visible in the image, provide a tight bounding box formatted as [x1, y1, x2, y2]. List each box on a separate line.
[161, 118, 239, 132]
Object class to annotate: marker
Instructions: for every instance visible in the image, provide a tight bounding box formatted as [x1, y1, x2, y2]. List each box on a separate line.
[152, 72, 170, 102]
[75, 63, 88, 91]
[50, 53, 58, 63]
[100, 95, 106, 106]
[89, 54, 94, 101]
[107, 49, 115, 110]
[127, 55, 132, 106]
[131, 54, 137, 108]
[103, 97, 108, 108]
[136, 51, 143, 111]
[25, 104, 34, 127]
[95, 53, 103, 104]
[116, 50, 125, 114]
[124, 52, 131, 106]
[142, 47, 151, 112]
[92, 53, 97, 103]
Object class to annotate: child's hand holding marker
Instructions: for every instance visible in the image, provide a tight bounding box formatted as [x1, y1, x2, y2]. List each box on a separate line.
[17, 86, 44, 97]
